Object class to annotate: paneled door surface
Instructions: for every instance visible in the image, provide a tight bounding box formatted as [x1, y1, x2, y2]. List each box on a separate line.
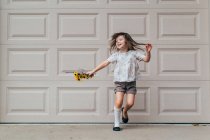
[0, 0, 209, 123]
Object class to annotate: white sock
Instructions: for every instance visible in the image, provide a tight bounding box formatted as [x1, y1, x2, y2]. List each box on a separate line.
[114, 106, 121, 127]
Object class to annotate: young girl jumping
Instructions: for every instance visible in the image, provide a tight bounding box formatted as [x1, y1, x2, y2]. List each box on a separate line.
[87, 32, 152, 131]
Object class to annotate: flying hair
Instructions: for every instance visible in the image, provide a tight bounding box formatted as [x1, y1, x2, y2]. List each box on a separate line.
[109, 32, 146, 54]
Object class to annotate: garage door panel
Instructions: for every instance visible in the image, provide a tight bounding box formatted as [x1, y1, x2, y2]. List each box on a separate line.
[56, 9, 107, 44]
[8, 13, 49, 40]
[157, 0, 208, 8]
[153, 45, 209, 80]
[158, 48, 199, 74]
[0, 46, 51, 81]
[6, 0, 48, 4]
[1, 10, 51, 44]
[58, 0, 98, 4]
[158, 87, 201, 115]
[57, 48, 98, 75]
[58, 13, 98, 40]
[1, 0, 50, 9]
[8, 48, 49, 75]
[56, 45, 107, 80]
[155, 9, 208, 44]
[158, 13, 198, 39]
[6, 87, 49, 115]
[1, 81, 53, 122]
[109, 0, 147, 4]
[108, 13, 149, 40]
[0, 82, 52, 122]
[57, 87, 98, 115]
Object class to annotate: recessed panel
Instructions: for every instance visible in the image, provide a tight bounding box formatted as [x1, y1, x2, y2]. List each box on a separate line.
[6, 87, 49, 114]
[158, 48, 200, 75]
[158, 13, 199, 39]
[109, 0, 146, 2]
[57, 87, 97, 114]
[159, 0, 198, 4]
[157, 0, 208, 8]
[9, 0, 46, 2]
[108, 13, 148, 39]
[8, 0, 47, 4]
[108, 0, 147, 4]
[8, 13, 48, 39]
[58, 48, 98, 75]
[59, 0, 97, 2]
[58, 0, 97, 4]
[159, 87, 201, 114]
[8, 49, 48, 75]
[58, 14, 98, 39]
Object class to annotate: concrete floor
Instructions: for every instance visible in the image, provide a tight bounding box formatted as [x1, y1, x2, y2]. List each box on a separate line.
[0, 124, 209, 140]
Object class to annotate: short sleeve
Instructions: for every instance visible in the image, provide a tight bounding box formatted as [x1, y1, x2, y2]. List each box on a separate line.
[107, 52, 118, 63]
[135, 50, 146, 61]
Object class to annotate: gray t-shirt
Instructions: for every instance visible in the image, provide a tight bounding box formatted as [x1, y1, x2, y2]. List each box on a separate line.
[107, 50, 146, 82]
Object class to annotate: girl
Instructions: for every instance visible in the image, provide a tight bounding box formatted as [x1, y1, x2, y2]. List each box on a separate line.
[87, 32, 152, 131]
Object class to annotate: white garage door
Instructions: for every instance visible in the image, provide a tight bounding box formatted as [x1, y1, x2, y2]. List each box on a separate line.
[0, 0, 209, 123]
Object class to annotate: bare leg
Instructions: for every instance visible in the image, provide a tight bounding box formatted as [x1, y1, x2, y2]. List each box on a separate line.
[115, 92, 125, 109]
[123, 93, 135, 118]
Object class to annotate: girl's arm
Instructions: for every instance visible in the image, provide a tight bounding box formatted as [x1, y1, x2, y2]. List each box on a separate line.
[143, 51, 151, 62]
[86, 60, 111, 76]
[143, 44, 152, 62]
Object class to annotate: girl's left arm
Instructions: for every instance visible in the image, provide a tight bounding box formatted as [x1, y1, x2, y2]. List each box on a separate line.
[143, 44, 152, 62]
[143, 51, 151, 62]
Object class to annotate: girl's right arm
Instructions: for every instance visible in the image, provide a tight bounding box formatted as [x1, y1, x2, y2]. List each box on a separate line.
[86, 60, 111, 76]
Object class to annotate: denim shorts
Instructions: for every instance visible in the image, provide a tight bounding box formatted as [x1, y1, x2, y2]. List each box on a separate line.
[114, 81, 137, 95]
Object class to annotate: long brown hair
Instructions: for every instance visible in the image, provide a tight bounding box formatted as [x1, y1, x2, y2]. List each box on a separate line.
[109, 32, 145, 53]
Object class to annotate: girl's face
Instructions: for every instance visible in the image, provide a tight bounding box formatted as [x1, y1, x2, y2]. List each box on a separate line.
[116, 35, 127, 51]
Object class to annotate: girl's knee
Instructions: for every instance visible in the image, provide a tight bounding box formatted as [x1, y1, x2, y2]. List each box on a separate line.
[127, 102, 134, 108]
[115, 101, 123, 108]
[115, 92, 124, 108]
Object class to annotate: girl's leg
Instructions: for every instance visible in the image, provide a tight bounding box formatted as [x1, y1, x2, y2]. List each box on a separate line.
[123, 93, 135, 118]
[115, 92, 124, 109]
[114, 92, 124, 128]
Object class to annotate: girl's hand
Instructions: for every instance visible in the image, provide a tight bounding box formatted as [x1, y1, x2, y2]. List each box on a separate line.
[86, 70, 95, 77]
[145, 44, 152, 52]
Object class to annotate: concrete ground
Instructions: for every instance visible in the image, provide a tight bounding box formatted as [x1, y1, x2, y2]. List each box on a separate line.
[0, 124, 209, 140]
